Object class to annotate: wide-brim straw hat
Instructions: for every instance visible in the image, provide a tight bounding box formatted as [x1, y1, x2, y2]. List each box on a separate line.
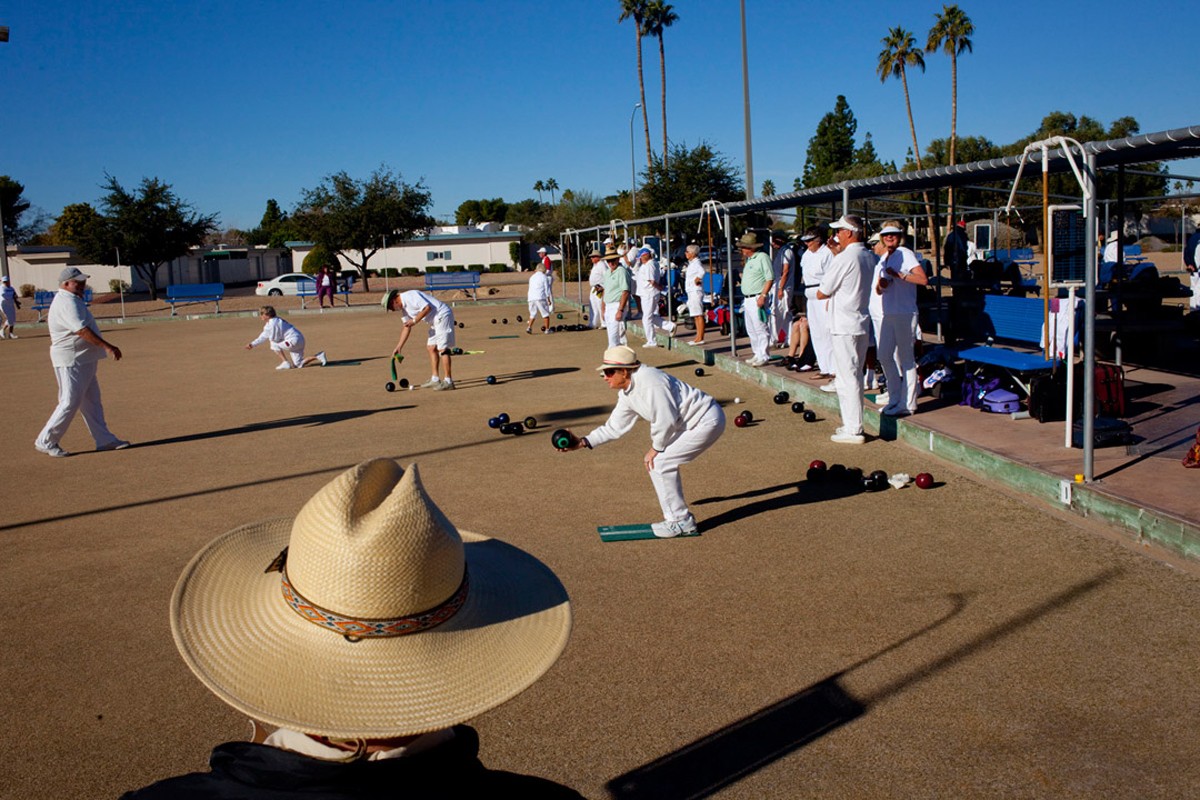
[602, 243, 622, 261]
[170, 459, 571, 738]
[736, 231, 761, 249]
[597, 345, 640, 371]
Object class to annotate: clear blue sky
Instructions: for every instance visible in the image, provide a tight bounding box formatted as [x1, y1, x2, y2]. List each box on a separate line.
[6, 0, 1199, 232]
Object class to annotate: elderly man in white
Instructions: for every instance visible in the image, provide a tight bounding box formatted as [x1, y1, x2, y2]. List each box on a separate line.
[816, 216, 875, 445]
[34, 267, 130, 457]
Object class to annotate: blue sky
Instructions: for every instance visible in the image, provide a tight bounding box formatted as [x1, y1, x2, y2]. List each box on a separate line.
[6, 0, 1199, 231]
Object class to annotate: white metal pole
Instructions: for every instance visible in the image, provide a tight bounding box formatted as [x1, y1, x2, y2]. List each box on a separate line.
[116, 247, 125, 320]
[383, 235, 389, 293]
[1064, 285, 1076, 448]
[630, 104, 641, 216]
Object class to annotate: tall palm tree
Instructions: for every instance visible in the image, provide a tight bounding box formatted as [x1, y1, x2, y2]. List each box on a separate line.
[644, 0, 677, 169]
[928, 4, 974, 223]
[546, 178, 559, 204]
[533, 180, 545, 203]
[877, 27, 937, 256]
[619, 0, 653, 170]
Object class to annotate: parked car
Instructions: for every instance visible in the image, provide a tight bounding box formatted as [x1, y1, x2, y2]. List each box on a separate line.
[255, 272, 315, 296]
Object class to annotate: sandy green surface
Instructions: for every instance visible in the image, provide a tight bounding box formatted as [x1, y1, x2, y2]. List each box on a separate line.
[3, 299, 1199, 799]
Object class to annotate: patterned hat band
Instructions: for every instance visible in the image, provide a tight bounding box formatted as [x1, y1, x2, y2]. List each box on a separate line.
[268, 548, 470, 642]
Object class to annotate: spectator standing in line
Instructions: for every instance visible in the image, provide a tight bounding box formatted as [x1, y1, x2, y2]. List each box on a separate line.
[526, 263, 554, 334]
[683, 245, 708, 345]
[769, 230, 795, 349]
[587, 249, 607, 329]
[0, 274, 20, 339]
[1184, 227, 1200, 311]
[873, 221, 927, 416]
[737, 231, 774, 367]
[246, 306, 327, 370]
[636, 247, 673, 347]
[943, 218, 969, 277]
[121, 458, 579, 799]
[34, 267, 130, 458]
[800, 226, 835, 377]
[382, 289, 458, 391]
[816, 216, 875, 445]
[601, 243, 631, 348]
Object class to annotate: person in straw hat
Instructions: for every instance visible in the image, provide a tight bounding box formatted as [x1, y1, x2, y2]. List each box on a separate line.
[555, 345, 725, 538]
[601, 243, 632, 348]
[122, 458, 579, 798]
[587, 247, 606, 329]
[736, 231, 774, 367]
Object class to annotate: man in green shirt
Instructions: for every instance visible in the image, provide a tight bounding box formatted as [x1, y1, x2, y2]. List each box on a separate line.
[737, 231, 774, 367]
[602, 244, 631, 348]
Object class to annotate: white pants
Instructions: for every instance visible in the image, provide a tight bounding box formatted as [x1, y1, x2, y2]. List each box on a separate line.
[589, 291, 604, 328]
[639, 291, 663, 344]
[742, 298, 770, 361]
[877, 313, 919, 413]
[649, 403, 725, 522]
[1190, 273, 1200, 310]
[830, 333, 867, 435]
[806, 288, 833, 373]
[771, 288, 792, 346]
[0, 298, 15, 329]
[270, 334, 306, 365]
[527, 298, 551, 323]
[604, 304, 627, 348]
[36, 360, 121, 449]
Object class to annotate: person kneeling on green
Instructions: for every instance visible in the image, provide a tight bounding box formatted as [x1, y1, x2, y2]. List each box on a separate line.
[556, 346, 725, 538]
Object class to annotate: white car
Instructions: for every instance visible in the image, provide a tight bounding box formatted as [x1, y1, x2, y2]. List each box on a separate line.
[255, 273, 316, 296]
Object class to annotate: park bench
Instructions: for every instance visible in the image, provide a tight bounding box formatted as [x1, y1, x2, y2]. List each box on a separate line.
[424, 270, 480, 300]
[296, 278, 353, 310]
[33, 288, 93, 322]
[165, 283, 224, 316]
[954, 294, 1058, 390]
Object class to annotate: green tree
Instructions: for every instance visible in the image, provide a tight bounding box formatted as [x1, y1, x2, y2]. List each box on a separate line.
[455, 198, 509, 225]
[644, 0, 678, 168]
[505, 198, 547, 228]
[532, 180, 545, 203]
[619, 0, 654, 169]
[64, 175, 217, 300]
[294, 165, 434, 292]
[761, 179, 776, 197]
[301, 243, 337, 275]
[545, 178, 559, 204]
[639, 140, 742, 217]
[33, 203, 104, 247]
[0, 176, 32, 244]
[531, 190, 613, 244]
[927, 4, 974, 222]
[244, 199, 301, 248]
[802, 95, 857, 187]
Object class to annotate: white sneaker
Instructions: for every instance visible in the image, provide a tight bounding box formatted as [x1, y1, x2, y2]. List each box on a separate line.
[819, 382, 838, 393]
[662, 321, 676, 332]
[419, 378, 442, 389]
[651, 515, 699, 538]
[642, 342, 658, 348]
[316, 351, 327, 366]
[276, 362, 293, 370]
[687, 339, 706, 345]
[97, 439, 131, 451]
[433, 379, 455, 391]
[873, 392, 890, 406]
[749, 357, 769, 367]
[831, 432, 866, 445]
[35, 442, 71, 458]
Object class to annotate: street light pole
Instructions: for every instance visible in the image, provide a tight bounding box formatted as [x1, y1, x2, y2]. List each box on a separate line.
[630, 103, 641, 217]
[0, 25, 10, 283]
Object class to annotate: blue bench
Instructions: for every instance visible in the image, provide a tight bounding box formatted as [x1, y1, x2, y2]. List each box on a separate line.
[296, 279, 352, 310]
[166, 283, 224, 315]
[33, 288, 93, 322]
[424, 271, 480, 300]
[954, 294, 1057, 384]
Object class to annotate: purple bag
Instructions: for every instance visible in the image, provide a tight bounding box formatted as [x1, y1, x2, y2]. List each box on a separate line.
[961, 374, 1002, 409]
[981, 388, 1021, 414]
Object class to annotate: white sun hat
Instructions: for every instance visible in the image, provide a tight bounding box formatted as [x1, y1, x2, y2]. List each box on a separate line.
[170, 459, 571, 738]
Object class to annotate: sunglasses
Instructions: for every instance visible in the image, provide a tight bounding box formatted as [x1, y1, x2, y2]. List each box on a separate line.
[602, 368, 621, 377]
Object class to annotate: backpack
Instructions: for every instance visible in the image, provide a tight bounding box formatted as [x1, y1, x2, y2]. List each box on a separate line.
[960, 373, 1002, 409]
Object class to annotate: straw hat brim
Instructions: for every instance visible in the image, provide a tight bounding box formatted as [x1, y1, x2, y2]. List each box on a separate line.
[171, 518, 571, 738]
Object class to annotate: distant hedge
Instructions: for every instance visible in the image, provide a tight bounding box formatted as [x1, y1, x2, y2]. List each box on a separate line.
[488, 263, 508, 273]
[467, 264, 485, 272]
[401, 268, 420, 277]
[425, 266, 444, 273]
[446, 265, 465, 273]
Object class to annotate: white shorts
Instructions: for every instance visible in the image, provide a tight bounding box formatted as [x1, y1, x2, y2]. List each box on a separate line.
[428, 311, 456, 352]
[528, 299, 551, 319]
[687, 292, 704, 317]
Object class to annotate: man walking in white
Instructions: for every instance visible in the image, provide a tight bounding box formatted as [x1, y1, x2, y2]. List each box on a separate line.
[737, 231, 774, 367]
[800, 226, 835, 376]
[636, 247, 672, 347]
[35, 267, 129, 457]
[526, 264, 554, 334]
[816, 216, 874, 444]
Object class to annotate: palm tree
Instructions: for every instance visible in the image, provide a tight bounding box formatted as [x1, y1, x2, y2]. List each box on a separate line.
[644, 0, 678, 169]
[928, 4, 974, 223]
[761, 179, 776, 197]
[533, 180, 545, 203]
[546, 178, 559, 204]
[877, 26, 936, 256]
[619, 0, 653, 170]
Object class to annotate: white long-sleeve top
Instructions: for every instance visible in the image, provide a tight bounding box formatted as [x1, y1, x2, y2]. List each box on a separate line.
[527, 270, 551, 301]
[585, 365, 718, 452]
[249, 316, 301, 348]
